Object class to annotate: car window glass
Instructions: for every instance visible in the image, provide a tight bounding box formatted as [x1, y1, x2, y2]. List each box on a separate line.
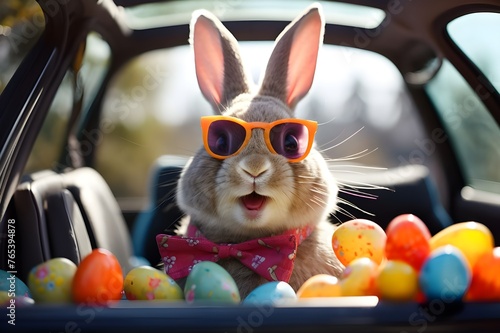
[97, 43, 429, 199]
[24, 71, 74, 172]
[0, 0, 45, 95]
[24, 33, 111, 173]
[124, 1, 385, 29]
[425, 60, 500, 194]
[447, 12, 500, 93]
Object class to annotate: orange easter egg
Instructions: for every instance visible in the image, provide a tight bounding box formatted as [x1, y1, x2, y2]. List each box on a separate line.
[385, 214, 431, 271]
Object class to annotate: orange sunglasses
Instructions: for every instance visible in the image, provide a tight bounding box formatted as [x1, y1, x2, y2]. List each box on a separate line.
[201, 116, 317, 163]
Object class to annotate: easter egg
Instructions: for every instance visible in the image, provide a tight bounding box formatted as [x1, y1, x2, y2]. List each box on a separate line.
[72, 249, 123, 305]
[419, 245, 471, 302]
[184, 261, 240, 304]
[430, 222, 494, 269]
[340, 257, 378, 296]
[332, 219, 386, 266]
[0, 291, 10, 304]
[27, 258, 77, 303]
[124, 266, 183, 301]
[0, 291, 35, 307]
[467, 247, 500, 301]
[0, 270, 31, 298]
[243, 281, 296, 305]
[385, 214, 431, 271]
[13, 295, 35, 307]
[296, 274, 341, 298]
[376, 260, 418, 301]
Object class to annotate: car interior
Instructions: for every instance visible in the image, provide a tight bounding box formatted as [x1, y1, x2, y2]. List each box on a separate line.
[1, 0, 500, 332]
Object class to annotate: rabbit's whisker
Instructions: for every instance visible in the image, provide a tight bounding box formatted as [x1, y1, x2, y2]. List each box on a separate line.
[317, 129, 347, 150]
[333, 205, 358, 221]
[319, 127, 365, 153]
[338, 188, 378, 200]
[337, 180, 391, 192]
[326, 148, 379, 162]
[329, 212, 343, 224]
[158, 179, 180, 188]
[317, 114, 338, 127]
[336, 197, 375, 217]
[329, 164, 387, 172]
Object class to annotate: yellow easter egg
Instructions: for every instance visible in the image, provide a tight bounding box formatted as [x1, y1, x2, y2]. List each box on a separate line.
[376, 260, 418, 301]
[297, 274, 342, 298]
[124, 266, 183, 301]
[430, 222, 494, 269]
[28, 258, 77, 303]
[0, 291, 10, 304]
[332, 219, 386, 266]
[340, 257, 378, 296]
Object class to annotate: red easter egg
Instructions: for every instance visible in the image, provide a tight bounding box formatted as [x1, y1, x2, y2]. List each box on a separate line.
[72, 248, 124, 305]
[466, 247, 500, 301]
[384, 214, 431, 271]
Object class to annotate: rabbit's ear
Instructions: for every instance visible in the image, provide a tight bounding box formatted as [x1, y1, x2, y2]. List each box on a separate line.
[259, 4, 324, 109]
[190, 10, 251, 111]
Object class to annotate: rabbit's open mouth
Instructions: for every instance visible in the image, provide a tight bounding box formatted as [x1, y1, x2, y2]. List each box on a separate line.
[241, 192, 267, 212]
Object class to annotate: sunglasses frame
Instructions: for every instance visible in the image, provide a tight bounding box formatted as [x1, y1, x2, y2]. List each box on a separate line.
[201, 116, 318, 163]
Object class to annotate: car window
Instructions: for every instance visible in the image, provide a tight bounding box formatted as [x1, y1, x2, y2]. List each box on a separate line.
[424, 12, 500, 195]
[124, 0, 385, 30]
[24, 70, 74, 172]
[96, 43, 430, 199]
[425, 60, 500, 194]
[447, 12, 500, 93]
[24, 33, 111, 173]
[0, 0, 45, 95]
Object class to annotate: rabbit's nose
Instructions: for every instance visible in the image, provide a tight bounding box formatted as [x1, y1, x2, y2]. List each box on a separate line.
[239, 157, 272, 179]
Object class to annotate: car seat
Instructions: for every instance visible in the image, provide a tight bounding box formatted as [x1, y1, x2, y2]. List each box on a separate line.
[4, 167, 137, 282]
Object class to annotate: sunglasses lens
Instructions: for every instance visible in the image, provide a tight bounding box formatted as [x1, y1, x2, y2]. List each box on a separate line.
[207, 120, 246, 156]
[270, 123, 309, 160]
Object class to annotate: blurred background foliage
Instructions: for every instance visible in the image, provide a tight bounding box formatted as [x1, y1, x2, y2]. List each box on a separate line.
[0, 0, 44, 93]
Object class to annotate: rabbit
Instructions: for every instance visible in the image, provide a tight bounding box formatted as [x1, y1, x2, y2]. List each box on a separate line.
[173, 3, 344, 298]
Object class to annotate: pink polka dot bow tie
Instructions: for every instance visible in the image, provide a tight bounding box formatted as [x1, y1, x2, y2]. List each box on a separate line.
[156, 224, 313, 282]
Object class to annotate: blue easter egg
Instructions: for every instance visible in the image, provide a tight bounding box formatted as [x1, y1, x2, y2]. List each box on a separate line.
[0, 269, 31, 298]
[419, 245, 471, 302]
[243, 281, 297, 305]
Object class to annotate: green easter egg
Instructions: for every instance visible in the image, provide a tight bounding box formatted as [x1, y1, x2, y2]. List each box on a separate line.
[184, 261, 240, 304]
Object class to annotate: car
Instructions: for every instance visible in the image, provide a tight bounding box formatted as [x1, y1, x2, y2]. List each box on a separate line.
[1, 0, 500, 332]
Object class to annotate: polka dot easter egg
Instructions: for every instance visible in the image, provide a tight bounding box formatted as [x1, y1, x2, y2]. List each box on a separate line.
[332, 219, 387, 266]
[184, 261, 240, 304]
[124, 266, 183, 301]
[28, 258, 77, 303]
